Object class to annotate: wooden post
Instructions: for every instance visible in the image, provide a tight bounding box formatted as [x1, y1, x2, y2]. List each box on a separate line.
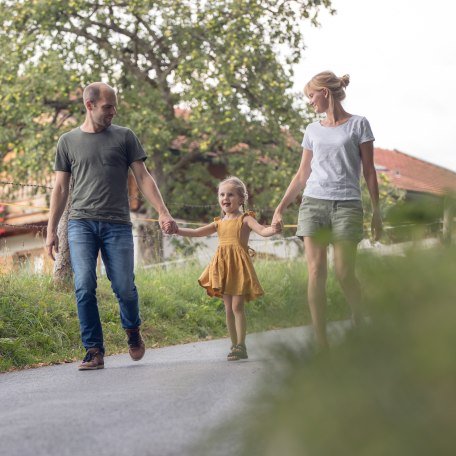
[442, 195, 455, 245]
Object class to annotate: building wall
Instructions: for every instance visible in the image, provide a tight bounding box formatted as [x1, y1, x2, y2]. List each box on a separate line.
[0, 232, 53, 274]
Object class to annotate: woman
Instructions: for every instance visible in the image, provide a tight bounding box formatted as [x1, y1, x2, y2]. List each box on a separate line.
[272, 71, 382, 348]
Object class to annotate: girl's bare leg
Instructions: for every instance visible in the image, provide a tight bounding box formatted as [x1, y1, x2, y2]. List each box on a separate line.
[333, 241, 362, 326]
[304, 237, 329, 349]
[223, 295, 237, 346]
[232, 295, 246, 346]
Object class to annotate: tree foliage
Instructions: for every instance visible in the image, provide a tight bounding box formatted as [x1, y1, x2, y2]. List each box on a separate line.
[0, 0, 334, 223]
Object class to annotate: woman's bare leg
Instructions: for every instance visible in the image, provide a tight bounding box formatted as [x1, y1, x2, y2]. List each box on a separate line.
[304, 237, 329, 349]
[333, 241, 363, 326]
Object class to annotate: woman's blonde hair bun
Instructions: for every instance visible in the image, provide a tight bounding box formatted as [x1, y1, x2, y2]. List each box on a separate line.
[340, 74, 350, 88]
[304, 71, 349, 102]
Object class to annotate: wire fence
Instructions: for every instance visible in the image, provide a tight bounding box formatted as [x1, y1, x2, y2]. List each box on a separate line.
[0, 179, 242, 208]
[0, 179, 298, 242]
[0, 178, 449, 277]
[0, 179, 447, 243]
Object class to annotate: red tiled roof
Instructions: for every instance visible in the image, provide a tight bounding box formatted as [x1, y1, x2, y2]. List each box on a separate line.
[374, 148, 456, 196]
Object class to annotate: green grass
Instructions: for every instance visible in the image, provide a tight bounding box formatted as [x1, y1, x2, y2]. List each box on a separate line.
[0, 259, 348, 372]
[201, 245, 456, 456]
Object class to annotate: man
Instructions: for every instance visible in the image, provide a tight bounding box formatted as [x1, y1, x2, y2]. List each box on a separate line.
[46, 82, 177, 370]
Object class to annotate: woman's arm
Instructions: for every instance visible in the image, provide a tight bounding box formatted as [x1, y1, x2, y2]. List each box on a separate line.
[272, 148, 312, 226]
[177, 223, 217, 237]
[360, 141, 383, 240]
[244, 216, 280, 237]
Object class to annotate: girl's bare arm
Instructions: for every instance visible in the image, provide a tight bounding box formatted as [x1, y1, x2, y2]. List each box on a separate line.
[176, 223, 217, 237]
[244, 216, 280, 237]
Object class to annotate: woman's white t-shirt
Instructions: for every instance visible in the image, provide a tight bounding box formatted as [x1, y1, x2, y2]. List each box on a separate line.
[302, 115, 375, 200]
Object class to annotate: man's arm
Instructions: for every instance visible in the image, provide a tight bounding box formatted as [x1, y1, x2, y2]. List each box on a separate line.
[130, 160, 178, 234]
[46, 171, 71, 260]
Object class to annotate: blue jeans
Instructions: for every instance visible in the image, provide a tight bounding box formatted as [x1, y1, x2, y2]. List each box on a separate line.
[68, 220, 141, 352]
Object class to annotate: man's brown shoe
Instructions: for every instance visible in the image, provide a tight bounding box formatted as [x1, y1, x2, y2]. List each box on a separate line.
[126, 327, 145, 361]
[78, 348, 104, 370]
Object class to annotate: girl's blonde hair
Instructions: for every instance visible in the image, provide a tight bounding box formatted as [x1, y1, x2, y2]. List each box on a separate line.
[218, 176, 248, 215]
[304, 71, 350, 112]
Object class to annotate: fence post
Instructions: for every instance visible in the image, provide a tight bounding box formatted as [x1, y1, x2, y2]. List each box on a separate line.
[442, 195, 455, 245]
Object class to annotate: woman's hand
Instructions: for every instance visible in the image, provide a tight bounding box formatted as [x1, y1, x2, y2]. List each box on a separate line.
[371, 209, 383, 241]
[271, 209, 284, 233]
[271, 222, 282, 234]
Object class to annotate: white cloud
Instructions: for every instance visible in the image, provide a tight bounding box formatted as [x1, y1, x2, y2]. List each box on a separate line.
[293, 0, 456, 171]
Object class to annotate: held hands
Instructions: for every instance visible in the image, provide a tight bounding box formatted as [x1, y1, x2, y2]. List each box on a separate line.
[159, 213, 178, 235]
[271, 210, 283, 234]
[271, 220, 282, 234]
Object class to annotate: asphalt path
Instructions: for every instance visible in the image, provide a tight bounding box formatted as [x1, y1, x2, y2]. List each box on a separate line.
[0, 326, 313, 456]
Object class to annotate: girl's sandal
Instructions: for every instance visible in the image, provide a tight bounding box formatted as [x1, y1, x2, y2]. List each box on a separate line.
[227, 344, 248, 361]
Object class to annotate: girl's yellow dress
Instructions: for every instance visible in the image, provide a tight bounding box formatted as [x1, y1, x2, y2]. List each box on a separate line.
[198, 212, 264, 302]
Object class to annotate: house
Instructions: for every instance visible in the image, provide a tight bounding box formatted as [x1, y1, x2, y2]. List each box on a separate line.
[1, 148, 455, 272]
[0, 178, 52, 273]
[0, 174, 143, 273]
[374, 148, 456, 197]
[373, 148, 456, 242]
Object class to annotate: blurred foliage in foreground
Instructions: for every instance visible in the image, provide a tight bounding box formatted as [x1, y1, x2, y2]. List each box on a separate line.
[200, 245, 456, 456]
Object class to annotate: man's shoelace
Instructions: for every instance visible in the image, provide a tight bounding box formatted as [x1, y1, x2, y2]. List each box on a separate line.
[128, 331, 141, 346]
[82, 352, 94, 362]
[82, 351, 101, 362]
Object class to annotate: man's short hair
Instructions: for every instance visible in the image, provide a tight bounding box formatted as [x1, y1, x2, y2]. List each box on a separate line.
[82, 82, 115, 105]
[83, 83, 101, 105]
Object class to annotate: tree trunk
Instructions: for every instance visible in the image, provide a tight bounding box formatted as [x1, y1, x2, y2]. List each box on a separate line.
[134, 218, 164, 267]
[54, 179, 73, 286]
[131, 165, 166, 267]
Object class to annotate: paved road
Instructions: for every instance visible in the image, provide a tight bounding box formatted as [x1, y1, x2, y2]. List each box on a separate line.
[0, 327, 312, 456]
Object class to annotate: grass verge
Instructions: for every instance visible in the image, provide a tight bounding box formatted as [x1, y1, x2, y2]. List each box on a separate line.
[0, 259, 348, 372]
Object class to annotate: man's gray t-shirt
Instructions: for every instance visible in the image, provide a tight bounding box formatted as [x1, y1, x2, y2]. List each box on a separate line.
[302, 115, 375, 200]
[54, 125, 147, 224]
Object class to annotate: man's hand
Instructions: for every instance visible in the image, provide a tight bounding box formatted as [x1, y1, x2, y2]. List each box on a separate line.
[46, 232, 59, 261]
[159, 213, 178, 234]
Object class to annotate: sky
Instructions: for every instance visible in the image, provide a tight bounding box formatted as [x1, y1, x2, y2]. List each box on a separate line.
[293, 0, 456, 172]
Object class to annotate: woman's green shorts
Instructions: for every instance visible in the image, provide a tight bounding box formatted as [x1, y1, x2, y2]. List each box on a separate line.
[296, 196, 364, 244]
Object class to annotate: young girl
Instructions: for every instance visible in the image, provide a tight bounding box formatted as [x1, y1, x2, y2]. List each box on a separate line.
[176, 176, 280, 361]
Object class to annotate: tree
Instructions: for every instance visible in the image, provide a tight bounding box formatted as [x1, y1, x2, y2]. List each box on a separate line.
[0, 0, 334, 269]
